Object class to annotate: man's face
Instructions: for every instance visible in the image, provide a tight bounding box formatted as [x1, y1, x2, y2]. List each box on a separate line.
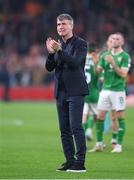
[57, 19, 73, 37]
[112, 34, 124, 48]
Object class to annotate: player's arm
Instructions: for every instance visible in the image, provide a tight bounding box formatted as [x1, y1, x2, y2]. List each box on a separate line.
[105, 55, 129, 78]
[92, 53, 103, 75]
[111, 64, 128, 78]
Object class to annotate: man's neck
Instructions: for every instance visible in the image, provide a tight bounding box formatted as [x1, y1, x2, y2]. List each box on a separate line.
[112, 47, 123, 54]
[62, 33, 73, 42]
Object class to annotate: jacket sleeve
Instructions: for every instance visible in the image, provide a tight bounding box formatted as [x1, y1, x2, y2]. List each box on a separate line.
[45, 54, 57, 72]
[57, 39, 87, 68]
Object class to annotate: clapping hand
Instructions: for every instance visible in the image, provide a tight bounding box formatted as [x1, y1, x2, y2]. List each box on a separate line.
[46, 38, 62, 53]
[46, 37, 55, 54]
[105, 54, 115, 66]
[51, 40, 62, 52]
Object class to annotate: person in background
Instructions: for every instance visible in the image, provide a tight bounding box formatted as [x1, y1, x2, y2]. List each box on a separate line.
[89, 33, 131, 153]
[82, 42, 100, 141]
[0, 61, 10, 101]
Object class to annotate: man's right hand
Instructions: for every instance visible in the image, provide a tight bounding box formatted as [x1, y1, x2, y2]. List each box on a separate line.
[46, 37, 55, 54]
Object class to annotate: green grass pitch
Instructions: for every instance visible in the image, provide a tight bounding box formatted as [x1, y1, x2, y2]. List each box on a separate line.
[0, 102, 134, 179]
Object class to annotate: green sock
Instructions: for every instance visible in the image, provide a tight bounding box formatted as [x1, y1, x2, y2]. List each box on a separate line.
[96, 120, 104, 142]
[87, 116, 94, 129]
[112, 131, 118, 140]
[118, 118, 125, 145]
[82, 122, 88, 132]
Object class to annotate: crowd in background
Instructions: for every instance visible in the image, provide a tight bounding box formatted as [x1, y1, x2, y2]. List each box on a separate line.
[0, 0, 134, 94]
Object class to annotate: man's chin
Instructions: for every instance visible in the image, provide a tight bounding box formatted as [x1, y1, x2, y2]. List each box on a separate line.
[59, 32, 65, 37]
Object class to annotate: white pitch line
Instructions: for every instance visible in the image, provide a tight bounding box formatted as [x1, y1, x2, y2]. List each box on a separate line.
[0, 119, 23, 126]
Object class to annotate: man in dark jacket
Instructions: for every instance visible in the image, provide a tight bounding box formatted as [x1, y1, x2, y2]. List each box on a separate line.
[45, 13, 88, 172]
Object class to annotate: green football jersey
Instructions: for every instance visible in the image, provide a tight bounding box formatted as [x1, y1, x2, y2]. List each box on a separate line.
[99, 50, 131, 91]
[84, 54, 99, 103]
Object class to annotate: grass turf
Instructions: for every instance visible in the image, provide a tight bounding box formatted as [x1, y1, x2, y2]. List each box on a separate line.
[0, 102, 134, 179]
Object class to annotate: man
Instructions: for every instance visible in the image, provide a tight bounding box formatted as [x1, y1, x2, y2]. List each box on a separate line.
[90, 33, 131, 153]
[97, 34, 118, 147]
[45, 14, 88, 172]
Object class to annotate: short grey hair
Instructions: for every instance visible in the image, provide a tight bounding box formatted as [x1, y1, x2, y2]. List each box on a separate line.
[57, 13, 74, 25]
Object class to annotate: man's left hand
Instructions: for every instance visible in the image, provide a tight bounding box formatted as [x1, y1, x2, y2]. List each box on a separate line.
[51, 40, 62, 52]
[105, 55, 115, 66]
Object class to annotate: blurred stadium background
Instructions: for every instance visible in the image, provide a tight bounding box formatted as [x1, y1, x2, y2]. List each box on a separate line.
[0, 0, 134, 179]
[0, 0, 134, 102]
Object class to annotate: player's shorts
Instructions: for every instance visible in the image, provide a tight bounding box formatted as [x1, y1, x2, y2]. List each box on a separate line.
[97, 90, 126, 111]
[83, 102, 98, 115]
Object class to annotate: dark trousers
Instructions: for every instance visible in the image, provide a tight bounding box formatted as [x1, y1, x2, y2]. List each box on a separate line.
[56, 90, 86, 164]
